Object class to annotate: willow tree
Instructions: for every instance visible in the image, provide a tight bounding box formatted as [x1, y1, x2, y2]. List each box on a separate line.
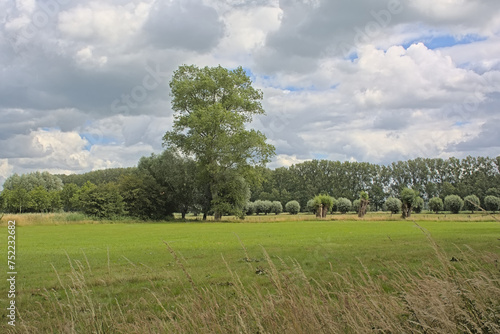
[163, 65, 275, 220]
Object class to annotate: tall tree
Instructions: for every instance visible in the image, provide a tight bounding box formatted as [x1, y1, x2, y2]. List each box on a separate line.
[163, 65, 275, 219]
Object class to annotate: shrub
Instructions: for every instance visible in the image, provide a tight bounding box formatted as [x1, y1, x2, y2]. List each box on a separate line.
[285, 200, 300, 215]
[428, 197, 443, 214]
[463, 195, 480, 213]
[254, 200, 273, 215]
[306, 199, 317, 214]
[270, 201, 283, 215]
[484, 196, 500, 213]
[413, 197, 424, 214]
[385, 197, 401, 214]
[444, 195, 464, 214]
[352, 199, 360, 213]
[336, 198, 352, 214]
[245, 202, 255, 215]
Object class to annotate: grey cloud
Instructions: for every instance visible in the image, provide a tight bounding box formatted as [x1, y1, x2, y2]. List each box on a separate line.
[450, 120, 500, 152]
[373, 110, 410, 130]
[143, 0, 225, 52]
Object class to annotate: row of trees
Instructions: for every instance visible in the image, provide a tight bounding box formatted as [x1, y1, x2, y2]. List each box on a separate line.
[250, 156, 500, 212]
[0, 154, 500, 219]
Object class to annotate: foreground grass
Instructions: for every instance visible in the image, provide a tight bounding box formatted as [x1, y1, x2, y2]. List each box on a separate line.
[0, 215, 499, 333]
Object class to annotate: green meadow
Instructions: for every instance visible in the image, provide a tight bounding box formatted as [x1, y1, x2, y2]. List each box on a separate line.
[1, 213, 499, 333]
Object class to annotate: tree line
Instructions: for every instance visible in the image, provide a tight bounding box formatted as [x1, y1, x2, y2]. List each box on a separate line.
[1, 154, 499, 219]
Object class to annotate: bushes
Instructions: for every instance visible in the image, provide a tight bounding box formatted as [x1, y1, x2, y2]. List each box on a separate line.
[484, 196, 500, 213]
[463, 195, 480, 213]
[413, 197, 424, 214]
[285, 200, 300, 215]
[270, 201, 283, 215]
[428, 197, 443, 214]
[444, 195, 464, 214]
[385, 197, 401, 214]
[253, 200, 273, 215]
[336, 198, 352, 214]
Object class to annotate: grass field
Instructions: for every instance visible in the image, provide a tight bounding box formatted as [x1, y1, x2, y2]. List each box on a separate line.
[1, 212, 499, 333]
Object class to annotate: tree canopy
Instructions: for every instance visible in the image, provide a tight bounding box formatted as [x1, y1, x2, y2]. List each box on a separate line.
[163, 64, 275, 219]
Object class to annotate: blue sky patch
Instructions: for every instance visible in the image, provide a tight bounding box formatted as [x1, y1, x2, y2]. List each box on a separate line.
[81, 133, 116, 151]
[404, 34, 487, 50]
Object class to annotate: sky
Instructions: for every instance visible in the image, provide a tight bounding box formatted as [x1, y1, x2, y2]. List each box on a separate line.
[1, 0, 500, 186]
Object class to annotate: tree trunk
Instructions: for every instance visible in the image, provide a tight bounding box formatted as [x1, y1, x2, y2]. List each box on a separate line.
[358, 199, 369, 218]
[210, 183, 221, 221]
[322, 205, 328, 218]
[203, 212, 207, 221]
[316, 204, 323, 218]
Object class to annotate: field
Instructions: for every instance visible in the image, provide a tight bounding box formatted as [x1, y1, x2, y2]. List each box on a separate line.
[1, 212, 499, 333]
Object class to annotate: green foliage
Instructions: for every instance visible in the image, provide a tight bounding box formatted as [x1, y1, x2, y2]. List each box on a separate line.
[306, 199, 317, 214]
[57, 168, 135, 187]
[77, 181, 125, 219]
[138, 150, 198, 219]
[3, 171, 63, 192]
[29, 186, 50, 213]
[463, 195, 480, 213]
[336, 197, 352, 214]
[270, 201, 283, 215]
[444, 195, 464, 214]
[428, 197, 444, 214]
[312, 194, 334, 218]
[484, 196, 500, 213]
[163, 64, 275, 220]
[48, 191, 62, 212]
[254, 200, 270, 215]
[285, 200, 300, 215]
[353, 199, 360, 212]
[385, 197, 402, 214]
[245, 202, 255, 215]
[61, 183, 79, 212]
[212, 173, 251, 219]
[413, 197, 424, 214]
[400, 188, 418, 218]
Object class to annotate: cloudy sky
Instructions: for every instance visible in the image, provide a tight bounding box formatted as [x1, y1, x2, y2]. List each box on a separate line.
[1, 0, 500, 185]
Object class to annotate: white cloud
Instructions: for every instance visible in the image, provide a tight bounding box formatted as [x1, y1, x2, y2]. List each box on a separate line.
[1, 0, 500, 182]
[58, 2, 151, 44]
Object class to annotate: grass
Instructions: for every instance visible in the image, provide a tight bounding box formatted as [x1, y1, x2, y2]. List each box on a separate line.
[0, 213, 499, 333]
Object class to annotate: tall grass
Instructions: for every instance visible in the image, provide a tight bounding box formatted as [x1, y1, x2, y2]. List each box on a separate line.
[10, 225, 500, 334]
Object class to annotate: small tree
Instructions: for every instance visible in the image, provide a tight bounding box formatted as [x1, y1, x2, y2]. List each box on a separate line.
[444, 195, 464, 214]
[385, 197, 401, 214]
[306, 199, 317, 214]
[253, 200, 268, 215]
[285, 200, 300, 215]
[358, 191, 369, 218]
[413, 196, 424, 214]
[270, 201, 283, 215]
[463, 195, 480, 213]
[313, 194, 334, 218]
[245, 202, 255, 215]
[484, 195, 500, 213]
[400, 188, 417, 219]
[428, 197, 443, 214]
[352, 199, 361, 213]
[336, 198, 352, 214]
